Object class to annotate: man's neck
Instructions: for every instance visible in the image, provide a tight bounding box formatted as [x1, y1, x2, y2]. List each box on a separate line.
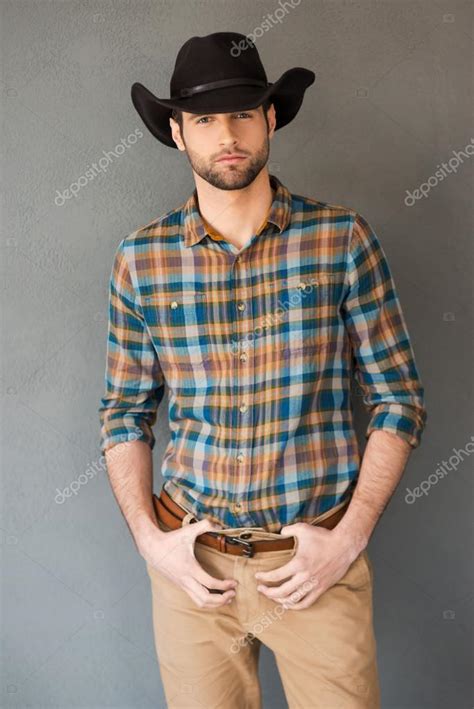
[194, 169, 274, 250]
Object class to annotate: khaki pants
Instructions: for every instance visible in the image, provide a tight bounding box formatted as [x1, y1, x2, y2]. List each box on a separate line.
[146, 508, 381, 709]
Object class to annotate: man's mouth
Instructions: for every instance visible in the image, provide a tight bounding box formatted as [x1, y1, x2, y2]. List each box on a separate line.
[216, 155, 248, 163]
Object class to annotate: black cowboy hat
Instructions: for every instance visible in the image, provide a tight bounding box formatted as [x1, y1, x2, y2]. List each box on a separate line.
[131, 31, 315, 148]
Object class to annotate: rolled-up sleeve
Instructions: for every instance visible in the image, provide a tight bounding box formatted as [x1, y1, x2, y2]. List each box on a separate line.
[341, 213, 427, 448]
[98, 239, 165, 455]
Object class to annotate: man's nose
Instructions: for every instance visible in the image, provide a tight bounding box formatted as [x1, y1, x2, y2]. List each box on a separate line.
[218, 121, 240, 146]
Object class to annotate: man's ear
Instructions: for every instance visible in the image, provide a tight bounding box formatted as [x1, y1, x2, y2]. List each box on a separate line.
[267, 103, 277, 139]
[169, 117, 186, 151]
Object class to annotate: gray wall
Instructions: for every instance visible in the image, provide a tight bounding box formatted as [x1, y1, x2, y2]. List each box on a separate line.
[2, 0, 472, 707]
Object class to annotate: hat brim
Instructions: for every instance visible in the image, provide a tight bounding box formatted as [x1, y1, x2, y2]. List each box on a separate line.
[131, 67, 315, 148]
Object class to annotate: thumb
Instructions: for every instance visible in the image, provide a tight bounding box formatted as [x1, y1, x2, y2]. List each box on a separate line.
[279, 524, 296, 537]
[190, 518, 223, 535]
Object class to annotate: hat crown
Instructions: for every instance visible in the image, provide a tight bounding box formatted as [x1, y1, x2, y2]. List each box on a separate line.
[170, 32, 268, 99]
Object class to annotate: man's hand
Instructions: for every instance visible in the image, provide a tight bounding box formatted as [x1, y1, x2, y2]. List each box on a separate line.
[254, 523, 364, 610]
[141, 519, 238, 610]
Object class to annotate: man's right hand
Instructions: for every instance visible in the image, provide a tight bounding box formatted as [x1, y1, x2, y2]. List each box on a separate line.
[141, 519, 238, 609]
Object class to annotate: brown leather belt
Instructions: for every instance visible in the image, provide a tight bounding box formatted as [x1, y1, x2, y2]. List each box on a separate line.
[153, 488, 349, 558]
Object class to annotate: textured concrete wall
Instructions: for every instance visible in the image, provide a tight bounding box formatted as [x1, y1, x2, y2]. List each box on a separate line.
[2, 0, 472, 707]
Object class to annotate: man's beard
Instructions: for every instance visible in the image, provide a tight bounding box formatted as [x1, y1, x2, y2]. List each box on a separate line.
[182, 135, 270, 191]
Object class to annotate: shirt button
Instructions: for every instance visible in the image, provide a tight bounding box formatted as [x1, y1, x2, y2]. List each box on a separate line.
[236, 452, 245, 463]
[239, 352, 248, 362]
[237, 302, 246, 312]
[170, 300, 178, 309]
[297, 281, 306, 290]
[239, 403, 248, 413]
[233, 502, 243, 512]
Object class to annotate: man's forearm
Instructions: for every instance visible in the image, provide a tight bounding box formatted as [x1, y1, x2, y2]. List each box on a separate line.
[105, 439, 163, 554]
[333, 429, 412, 553]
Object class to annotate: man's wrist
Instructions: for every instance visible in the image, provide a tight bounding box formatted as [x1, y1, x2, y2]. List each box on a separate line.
[331, 498, 376, 555]
[296, 496, 374, 557]
[332, 521, 370, 556]
[133, 514, 165, 555]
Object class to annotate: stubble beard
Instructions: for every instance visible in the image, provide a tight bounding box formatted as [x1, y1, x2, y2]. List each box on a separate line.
[182, 133, 270, 191]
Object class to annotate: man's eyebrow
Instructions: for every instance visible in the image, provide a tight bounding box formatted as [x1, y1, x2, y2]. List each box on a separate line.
[187, 109, 256, 119]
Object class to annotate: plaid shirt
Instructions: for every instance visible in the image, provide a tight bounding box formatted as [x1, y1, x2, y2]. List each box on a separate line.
[98, 174, 426, 531]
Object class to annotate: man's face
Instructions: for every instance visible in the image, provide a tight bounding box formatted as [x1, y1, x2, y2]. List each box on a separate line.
[170, 104, 276, 190]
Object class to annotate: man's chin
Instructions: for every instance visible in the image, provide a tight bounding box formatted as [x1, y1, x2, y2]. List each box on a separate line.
[205, 168, 261, 191]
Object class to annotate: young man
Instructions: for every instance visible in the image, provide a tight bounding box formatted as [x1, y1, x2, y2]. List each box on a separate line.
[99, 32, 426, 709]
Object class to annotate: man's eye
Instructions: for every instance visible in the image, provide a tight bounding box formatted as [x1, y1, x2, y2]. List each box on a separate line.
[196, 113, 252, 124]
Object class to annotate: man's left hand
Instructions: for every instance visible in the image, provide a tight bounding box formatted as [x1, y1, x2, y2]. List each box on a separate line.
[254, 523, 364, 610]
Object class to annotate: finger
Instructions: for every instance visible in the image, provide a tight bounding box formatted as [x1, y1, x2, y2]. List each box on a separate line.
[194, 518, 224, 533]
[274, 579, 317, 606]
[278, 575, 320, 605]
[254, 558, 300, 584]
[185, 577, 236, 608]
[192, 562, 238, 591]
[180, 518, 223, 544]
[279, 523, 301, 537]
[279, 587, 320, 610]
[256, 572, 307, 598]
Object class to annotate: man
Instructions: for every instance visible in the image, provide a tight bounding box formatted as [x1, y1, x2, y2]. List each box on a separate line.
[99, 32, 426, 709]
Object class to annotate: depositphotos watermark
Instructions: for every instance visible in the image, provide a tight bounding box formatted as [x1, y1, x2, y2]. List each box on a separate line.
[54, 429, 143, 504]
[230, 0, 302, 56]
[404, 138, 474, 207]
[54, 128, 144, 206]
[405, 435, 474, 504]
[230, 576, 317, 654]
[230, 275, 324, 355]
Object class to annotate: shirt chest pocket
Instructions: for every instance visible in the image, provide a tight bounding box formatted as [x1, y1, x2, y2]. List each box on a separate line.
[139, 292, 213, 388]
[260, 272, 340, 342]
[141, 291, 208, 342]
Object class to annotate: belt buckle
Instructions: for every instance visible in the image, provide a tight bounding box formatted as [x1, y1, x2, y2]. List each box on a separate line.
[225, 535, 254, 557]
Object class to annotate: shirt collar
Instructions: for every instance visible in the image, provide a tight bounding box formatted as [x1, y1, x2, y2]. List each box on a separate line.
[182, 173, 292, 248]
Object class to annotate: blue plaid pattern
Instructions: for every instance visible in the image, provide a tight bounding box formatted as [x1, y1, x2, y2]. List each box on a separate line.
[98, 174, 426, 531]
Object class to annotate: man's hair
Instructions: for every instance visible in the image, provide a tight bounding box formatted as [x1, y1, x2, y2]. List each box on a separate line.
[170, 98, 273, 135]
